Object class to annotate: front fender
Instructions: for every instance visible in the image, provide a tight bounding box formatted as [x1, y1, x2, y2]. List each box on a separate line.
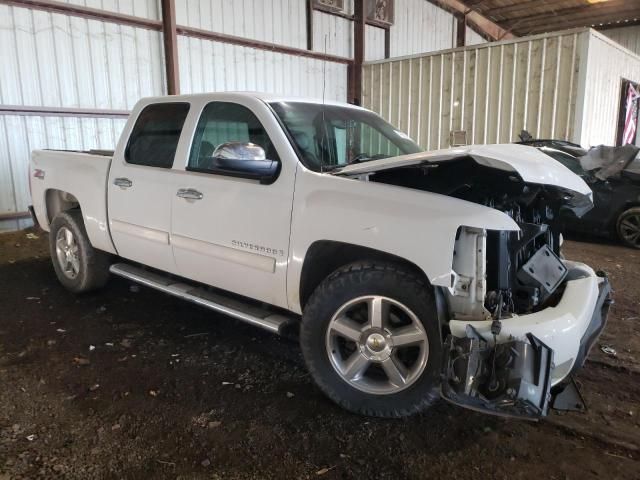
[286, 170, 519, 313]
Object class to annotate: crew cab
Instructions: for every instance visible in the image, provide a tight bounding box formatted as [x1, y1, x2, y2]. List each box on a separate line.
[29, 92, 611, 419]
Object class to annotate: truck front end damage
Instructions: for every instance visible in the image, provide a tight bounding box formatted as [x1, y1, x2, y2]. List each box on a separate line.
[442, 224, 611, 419]
[437, 175, 612, 419]
[338, 145, 613, 419]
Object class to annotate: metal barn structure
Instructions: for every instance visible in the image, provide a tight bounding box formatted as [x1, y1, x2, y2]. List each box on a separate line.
[1, 0, 639, 231]
[1, 0, 497, 231]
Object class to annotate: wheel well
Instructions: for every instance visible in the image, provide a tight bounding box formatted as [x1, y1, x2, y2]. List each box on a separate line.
[45, 189, 80, 225]
[614, 202, 640, 228]
[299, 240, 432, 309]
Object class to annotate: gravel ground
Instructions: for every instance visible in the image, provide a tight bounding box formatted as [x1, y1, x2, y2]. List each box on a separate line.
[0, 228, 638, 479]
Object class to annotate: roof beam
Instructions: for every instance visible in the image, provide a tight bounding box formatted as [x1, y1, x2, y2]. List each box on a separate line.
[521, 8, 640, 34]
[500, 1, 640, 29]
[427, 0, 516, 40]
[524, 14, 640, 35]
[481, 0, 564, 19]
[596, 18, 640, 31]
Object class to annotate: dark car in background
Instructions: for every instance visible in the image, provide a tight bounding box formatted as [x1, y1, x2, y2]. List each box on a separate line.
[519, 137, 640, 249]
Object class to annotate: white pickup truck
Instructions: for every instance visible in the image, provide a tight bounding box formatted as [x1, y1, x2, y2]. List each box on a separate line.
[29, 92, 611, 419]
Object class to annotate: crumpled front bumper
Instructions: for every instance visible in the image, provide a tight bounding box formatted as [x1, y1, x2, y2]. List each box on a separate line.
[449, 260, 611, 385]
[442, 261, 612, 418]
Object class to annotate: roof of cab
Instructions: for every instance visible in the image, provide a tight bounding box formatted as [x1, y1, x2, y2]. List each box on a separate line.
[136, 91, 366, 110]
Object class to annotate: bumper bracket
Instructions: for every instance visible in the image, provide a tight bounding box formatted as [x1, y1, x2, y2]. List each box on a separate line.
[441, 325, 553, 420]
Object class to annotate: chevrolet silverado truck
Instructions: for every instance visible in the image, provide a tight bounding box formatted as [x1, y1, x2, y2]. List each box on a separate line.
[29, 92, 611, 419]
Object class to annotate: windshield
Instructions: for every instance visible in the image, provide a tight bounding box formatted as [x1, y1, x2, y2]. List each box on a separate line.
[539, 148, 585, 176]
[270, 101, 422, 171]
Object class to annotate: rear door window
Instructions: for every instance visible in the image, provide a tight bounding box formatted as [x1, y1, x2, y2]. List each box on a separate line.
[125, 103, 190, 168]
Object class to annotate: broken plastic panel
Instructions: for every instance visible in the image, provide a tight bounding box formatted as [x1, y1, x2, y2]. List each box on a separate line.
[517, 244, 568, 295]
[441, 325, 553, 419]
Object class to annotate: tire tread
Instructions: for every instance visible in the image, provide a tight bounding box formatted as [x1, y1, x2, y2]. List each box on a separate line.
[49, 209, 111, 293]
[300, 261, 440, 418]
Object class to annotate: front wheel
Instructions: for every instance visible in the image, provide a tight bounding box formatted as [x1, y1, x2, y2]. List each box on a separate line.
[616, 207, 640, 249]
[300, 261, 442, 417]
[49, 210, 111, 293]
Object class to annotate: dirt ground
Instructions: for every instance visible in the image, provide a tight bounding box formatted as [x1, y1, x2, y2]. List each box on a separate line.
[0, 229, 638, 479]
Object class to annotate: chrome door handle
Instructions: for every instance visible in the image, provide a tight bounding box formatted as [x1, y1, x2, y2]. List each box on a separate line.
[113, 177, 132, 188]
[176, 188, 204, 200]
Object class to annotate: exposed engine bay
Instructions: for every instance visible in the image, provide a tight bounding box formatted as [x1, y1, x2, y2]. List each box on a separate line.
[366, 156, 597, 419]
[369, 157, 593, 320]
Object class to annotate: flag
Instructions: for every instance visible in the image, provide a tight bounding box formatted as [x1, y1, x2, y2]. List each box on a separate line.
[623, 83, 640, 146]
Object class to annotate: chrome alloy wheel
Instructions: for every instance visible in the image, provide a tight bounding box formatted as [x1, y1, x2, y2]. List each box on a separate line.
[325, 296, 429, 395]
[55, 226, 80, 279]
[619, 212, 640, 248]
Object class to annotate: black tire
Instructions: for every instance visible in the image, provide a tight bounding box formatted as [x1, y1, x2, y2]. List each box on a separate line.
[49, 210, 111, 293]
[300, 261, 442, 418]
[616, 207, 640, 249]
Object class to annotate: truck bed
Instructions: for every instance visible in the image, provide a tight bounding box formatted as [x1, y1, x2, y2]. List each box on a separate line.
[30, 148, 116, 254]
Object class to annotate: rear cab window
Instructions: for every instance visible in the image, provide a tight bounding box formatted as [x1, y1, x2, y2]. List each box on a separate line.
[125, 103, 190, 168]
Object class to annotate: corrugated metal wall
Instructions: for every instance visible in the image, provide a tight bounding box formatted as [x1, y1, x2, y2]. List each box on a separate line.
[602, 25, 640, 56]
[0, 5, 165, 109]
[60, 0, 160, 19]
[578, 31, 640, 147]
[365, 25, 386, 61]
[389, 0, 456, 57]
[362, 30, 586, 151]
[314, 11, 353, 58]
[465, 26, 486, 47]
[0, 3, 164, 230]
[175, 0, 307, 50]
[174, 0, 349, 101]
[178, 36, 348, 101]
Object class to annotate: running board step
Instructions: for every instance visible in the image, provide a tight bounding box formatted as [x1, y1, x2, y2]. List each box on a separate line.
[109, 263, 295, 334]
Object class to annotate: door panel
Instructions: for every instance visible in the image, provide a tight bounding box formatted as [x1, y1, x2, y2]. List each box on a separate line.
[108, 102, 190, 273]
[170, 101, 294, 308]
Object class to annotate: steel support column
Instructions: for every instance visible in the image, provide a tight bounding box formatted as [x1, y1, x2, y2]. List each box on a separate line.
[350, 0, 365, 105]
[161, 0, 180, 95]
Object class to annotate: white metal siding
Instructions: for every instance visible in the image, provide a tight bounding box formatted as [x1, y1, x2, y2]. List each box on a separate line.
[0, 4, 166, 109]
[313, 11, 353, 58]
[60, 0, 160, 19]
[175, 0, 307, 50]
[465, 27, 486, 47]
[390, 0, 456, 57]
[365, 25, 386, 61]
[362, 31, 584, 151]
[578, 31, 640, 147]
[178, 36, 348, 101]
[602, 25, 640, 56]
[0, 3, 164, 228]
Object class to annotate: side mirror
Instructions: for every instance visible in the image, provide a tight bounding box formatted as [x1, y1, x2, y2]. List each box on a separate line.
[211, 142, 280, 184]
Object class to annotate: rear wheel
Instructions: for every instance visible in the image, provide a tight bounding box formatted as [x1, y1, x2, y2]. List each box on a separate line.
[616, 207, 640, 249]
[300, 261, 441, 417]
[49, 210, 111, 292]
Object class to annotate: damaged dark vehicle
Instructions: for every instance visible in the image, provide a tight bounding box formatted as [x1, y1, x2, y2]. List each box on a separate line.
[519, 135, 640, 249]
